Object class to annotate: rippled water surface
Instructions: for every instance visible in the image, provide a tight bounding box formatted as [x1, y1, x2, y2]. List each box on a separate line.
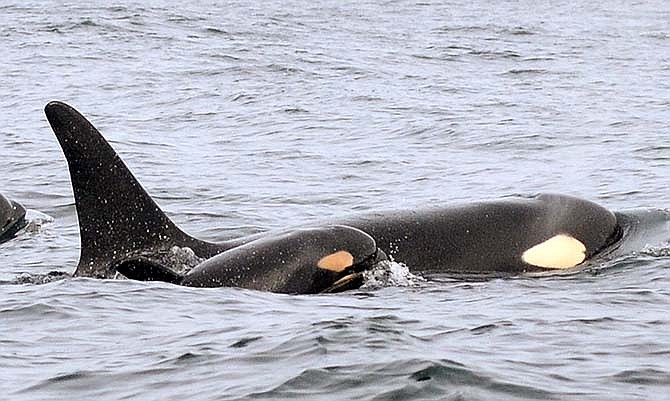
[1, 1, 670, 400]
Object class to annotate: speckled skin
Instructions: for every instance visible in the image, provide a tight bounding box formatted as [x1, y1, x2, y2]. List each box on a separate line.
[45, 101, 669, 284]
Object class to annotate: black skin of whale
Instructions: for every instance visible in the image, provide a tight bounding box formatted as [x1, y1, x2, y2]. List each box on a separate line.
[0, 193, 28, 245]
[115, 225, 387, 294]
[44, 101, 670, 290]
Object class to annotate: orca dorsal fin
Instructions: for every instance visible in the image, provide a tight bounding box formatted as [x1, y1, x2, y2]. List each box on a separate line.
[45, 101, 225, 278]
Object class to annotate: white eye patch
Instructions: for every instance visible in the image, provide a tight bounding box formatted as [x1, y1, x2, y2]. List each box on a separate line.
[522, 234, 586, 269]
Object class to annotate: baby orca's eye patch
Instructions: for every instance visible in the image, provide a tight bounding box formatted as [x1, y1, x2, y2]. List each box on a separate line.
[317, 251, 354, 272]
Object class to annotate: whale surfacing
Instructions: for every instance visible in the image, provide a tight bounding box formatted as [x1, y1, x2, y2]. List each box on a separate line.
[43, 101, 670, 291]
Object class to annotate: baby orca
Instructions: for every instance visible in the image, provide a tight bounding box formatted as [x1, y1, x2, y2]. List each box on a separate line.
[115, 225, 387, 294]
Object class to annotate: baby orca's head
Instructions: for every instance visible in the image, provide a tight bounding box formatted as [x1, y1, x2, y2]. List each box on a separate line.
[181, 225, 387, 294]
[308, 225, 388, 293]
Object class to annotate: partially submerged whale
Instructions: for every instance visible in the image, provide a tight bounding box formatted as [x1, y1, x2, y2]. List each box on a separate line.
[44, 101, 670, 292]
[45, 101, 388, 293]
[0, 193, 28, 245]
[116, 225, 386, 293]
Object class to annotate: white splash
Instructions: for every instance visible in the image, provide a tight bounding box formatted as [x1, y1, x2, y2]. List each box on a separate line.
[361, 260, 426, 289]
[639, 243, 670, 257]
[23, 209, 55, 234]
[168, 246, 205, 275]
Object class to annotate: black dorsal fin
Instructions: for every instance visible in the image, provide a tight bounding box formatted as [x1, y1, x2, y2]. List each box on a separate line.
[44, 101, 226, 278]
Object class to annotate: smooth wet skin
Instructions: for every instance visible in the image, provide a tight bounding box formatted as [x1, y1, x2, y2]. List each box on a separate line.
[0, 193, 28, 245]
[333, 193, 621, 274]
[116, 225, 387, 294]
[43, 101, 670, 290]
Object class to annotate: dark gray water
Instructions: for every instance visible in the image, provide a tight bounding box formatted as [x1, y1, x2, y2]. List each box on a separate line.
[2, 1, 670, 400]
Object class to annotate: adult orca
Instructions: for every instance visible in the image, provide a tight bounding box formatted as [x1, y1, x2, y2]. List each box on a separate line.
[44, 101, 670, 287]
[0, 193, 28, 245]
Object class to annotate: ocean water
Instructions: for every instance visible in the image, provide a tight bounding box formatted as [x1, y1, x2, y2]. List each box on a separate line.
[1, 1, 670, 400]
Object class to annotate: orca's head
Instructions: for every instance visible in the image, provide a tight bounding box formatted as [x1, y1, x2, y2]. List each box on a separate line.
[182, 225, 387, 294]
[0, 194, 27, 244]
[305, 225, 388, 293]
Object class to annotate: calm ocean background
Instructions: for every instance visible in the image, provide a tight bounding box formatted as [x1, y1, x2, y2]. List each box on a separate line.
[1, 1, 670, 400]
